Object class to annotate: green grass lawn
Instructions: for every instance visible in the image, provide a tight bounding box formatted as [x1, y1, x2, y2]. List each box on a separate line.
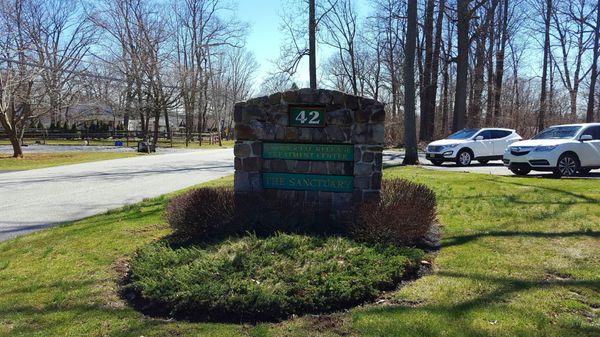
[0, 152, 143, 171]
[0, 169, 598, 336]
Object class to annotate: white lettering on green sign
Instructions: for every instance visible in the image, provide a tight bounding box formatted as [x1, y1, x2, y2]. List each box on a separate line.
[263, 173, 354, 193]
[289, 106, 325, 126]
[263, 143, 354, 161]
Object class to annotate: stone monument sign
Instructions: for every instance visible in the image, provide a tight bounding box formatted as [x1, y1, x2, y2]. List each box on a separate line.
[233, 88, 384, 217]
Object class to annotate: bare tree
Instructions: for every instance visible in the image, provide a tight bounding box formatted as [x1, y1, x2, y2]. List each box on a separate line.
[371, 0, 405, 116]
[173, 0, 246, 146]
[27, 0, 96, 126]
[0, 0, 45, 157]
[492, 0, 511, 124]
[467, 0, 499, 128]
[551, 0, 594, 119]
[209, 47, 258, 141]
[276, 0, 337, 88]
[259, 73, 297, 95]
[419, 0, 446, 140]
[320, 0, 360, 95]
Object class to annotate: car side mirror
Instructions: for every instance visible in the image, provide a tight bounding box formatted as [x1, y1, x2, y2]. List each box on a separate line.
[475, 136, 484, 141]
[580, 134, 593, 141]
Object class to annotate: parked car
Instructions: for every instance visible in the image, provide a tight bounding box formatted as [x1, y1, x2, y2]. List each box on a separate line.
[503, 123, 600, 177]
[425, 128, 522, 166]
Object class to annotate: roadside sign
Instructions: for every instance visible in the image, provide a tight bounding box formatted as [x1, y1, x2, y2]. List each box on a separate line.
[289, 106, 325, 127]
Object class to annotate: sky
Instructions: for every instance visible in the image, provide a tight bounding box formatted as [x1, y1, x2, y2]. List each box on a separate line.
[236, 0, 371, 89]
[237, 0, 289, 85]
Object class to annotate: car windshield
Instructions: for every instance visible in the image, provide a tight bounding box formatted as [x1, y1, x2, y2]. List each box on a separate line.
[447, 128, 480, 139]
[532, 126, 582, 139]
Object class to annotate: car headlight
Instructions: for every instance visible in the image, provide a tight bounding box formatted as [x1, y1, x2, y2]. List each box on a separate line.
[443, 144, 458, 149]
[534, 145, 558, 152]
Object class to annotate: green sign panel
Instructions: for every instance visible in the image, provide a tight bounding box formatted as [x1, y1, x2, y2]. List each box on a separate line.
[289, 106, 325, 127]
[263, 172, 354, 193]
[263, 143, 354, 161]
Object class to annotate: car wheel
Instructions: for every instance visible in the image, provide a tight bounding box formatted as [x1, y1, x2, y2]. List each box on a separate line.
[578, 168, 592, 176]
[478, 160, 489, 165]
[510, 167, 531, 176]
[456, 150, 472, 166]
[431, 159, 444, 166]
[553, 153, 580, 178]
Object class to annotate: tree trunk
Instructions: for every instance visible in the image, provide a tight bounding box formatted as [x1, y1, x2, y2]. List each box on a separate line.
[152, 106, 160, 146]
[467, 35, 486, 128]
[510, 41, 519, 128]
[124, 79, 133, 131]
[441, 59, 450, 136]
[162, 98, 170, 138]
[9, 131, 23, 158]
[442, 19, 453, 136]
[493, 0, 509, 124]
[587, 0, 600, 123]
[403, 0, 418, 165]
[485, 29, 495, 126]
[453, 0, 470, 132]
[0, 115, 23, 158]
[569, 90, 578, 119]
[538, 0, 552, 132]
[391, 72, 398, 117]
[428, 0, 445, 137]
[309, 0, 317, 89]
[419, 0, 435, 141]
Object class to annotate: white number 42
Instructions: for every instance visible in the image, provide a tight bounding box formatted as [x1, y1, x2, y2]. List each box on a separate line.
[296, 110, 321, 124]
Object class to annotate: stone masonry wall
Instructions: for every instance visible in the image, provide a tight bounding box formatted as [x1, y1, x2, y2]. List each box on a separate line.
[234, 88, 385, 213]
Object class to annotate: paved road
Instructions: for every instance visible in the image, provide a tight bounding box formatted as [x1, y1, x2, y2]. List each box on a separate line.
[0, 149, 234, 241]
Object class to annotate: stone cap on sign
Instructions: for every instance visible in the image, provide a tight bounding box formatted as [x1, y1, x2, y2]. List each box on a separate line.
[234, 88, 385, 144]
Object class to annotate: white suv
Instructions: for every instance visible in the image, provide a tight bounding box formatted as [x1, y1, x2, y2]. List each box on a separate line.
[503, 123, 600, 177]
[426, 128, 521, 166]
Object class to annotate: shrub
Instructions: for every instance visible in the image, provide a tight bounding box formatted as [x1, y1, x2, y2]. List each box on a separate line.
[351, 179, 437, 247]
[125, 233, 424, 322]
[234, 194, 341, 236]
[165, 187, 235, 238]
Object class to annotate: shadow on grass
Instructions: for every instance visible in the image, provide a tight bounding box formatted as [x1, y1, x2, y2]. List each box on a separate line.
[3, 301, 239, 337]
[442, 230, 600, 248]
[0, 278, 98, 297]
[489, 176, 599, 203]
[358, 270, 600, 337]
[0, 302, 170, 336]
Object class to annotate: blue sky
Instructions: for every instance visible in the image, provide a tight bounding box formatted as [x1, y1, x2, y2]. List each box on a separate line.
[237, 0, 287, 84]
[237, 0, 371, 88]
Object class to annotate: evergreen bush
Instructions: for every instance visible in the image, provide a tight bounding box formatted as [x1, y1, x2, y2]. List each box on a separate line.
[125, 233, 424, 322]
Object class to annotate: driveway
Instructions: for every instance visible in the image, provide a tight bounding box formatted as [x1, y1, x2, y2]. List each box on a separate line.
[0, 149, 234, 241]
[383, 150, 600, 178]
